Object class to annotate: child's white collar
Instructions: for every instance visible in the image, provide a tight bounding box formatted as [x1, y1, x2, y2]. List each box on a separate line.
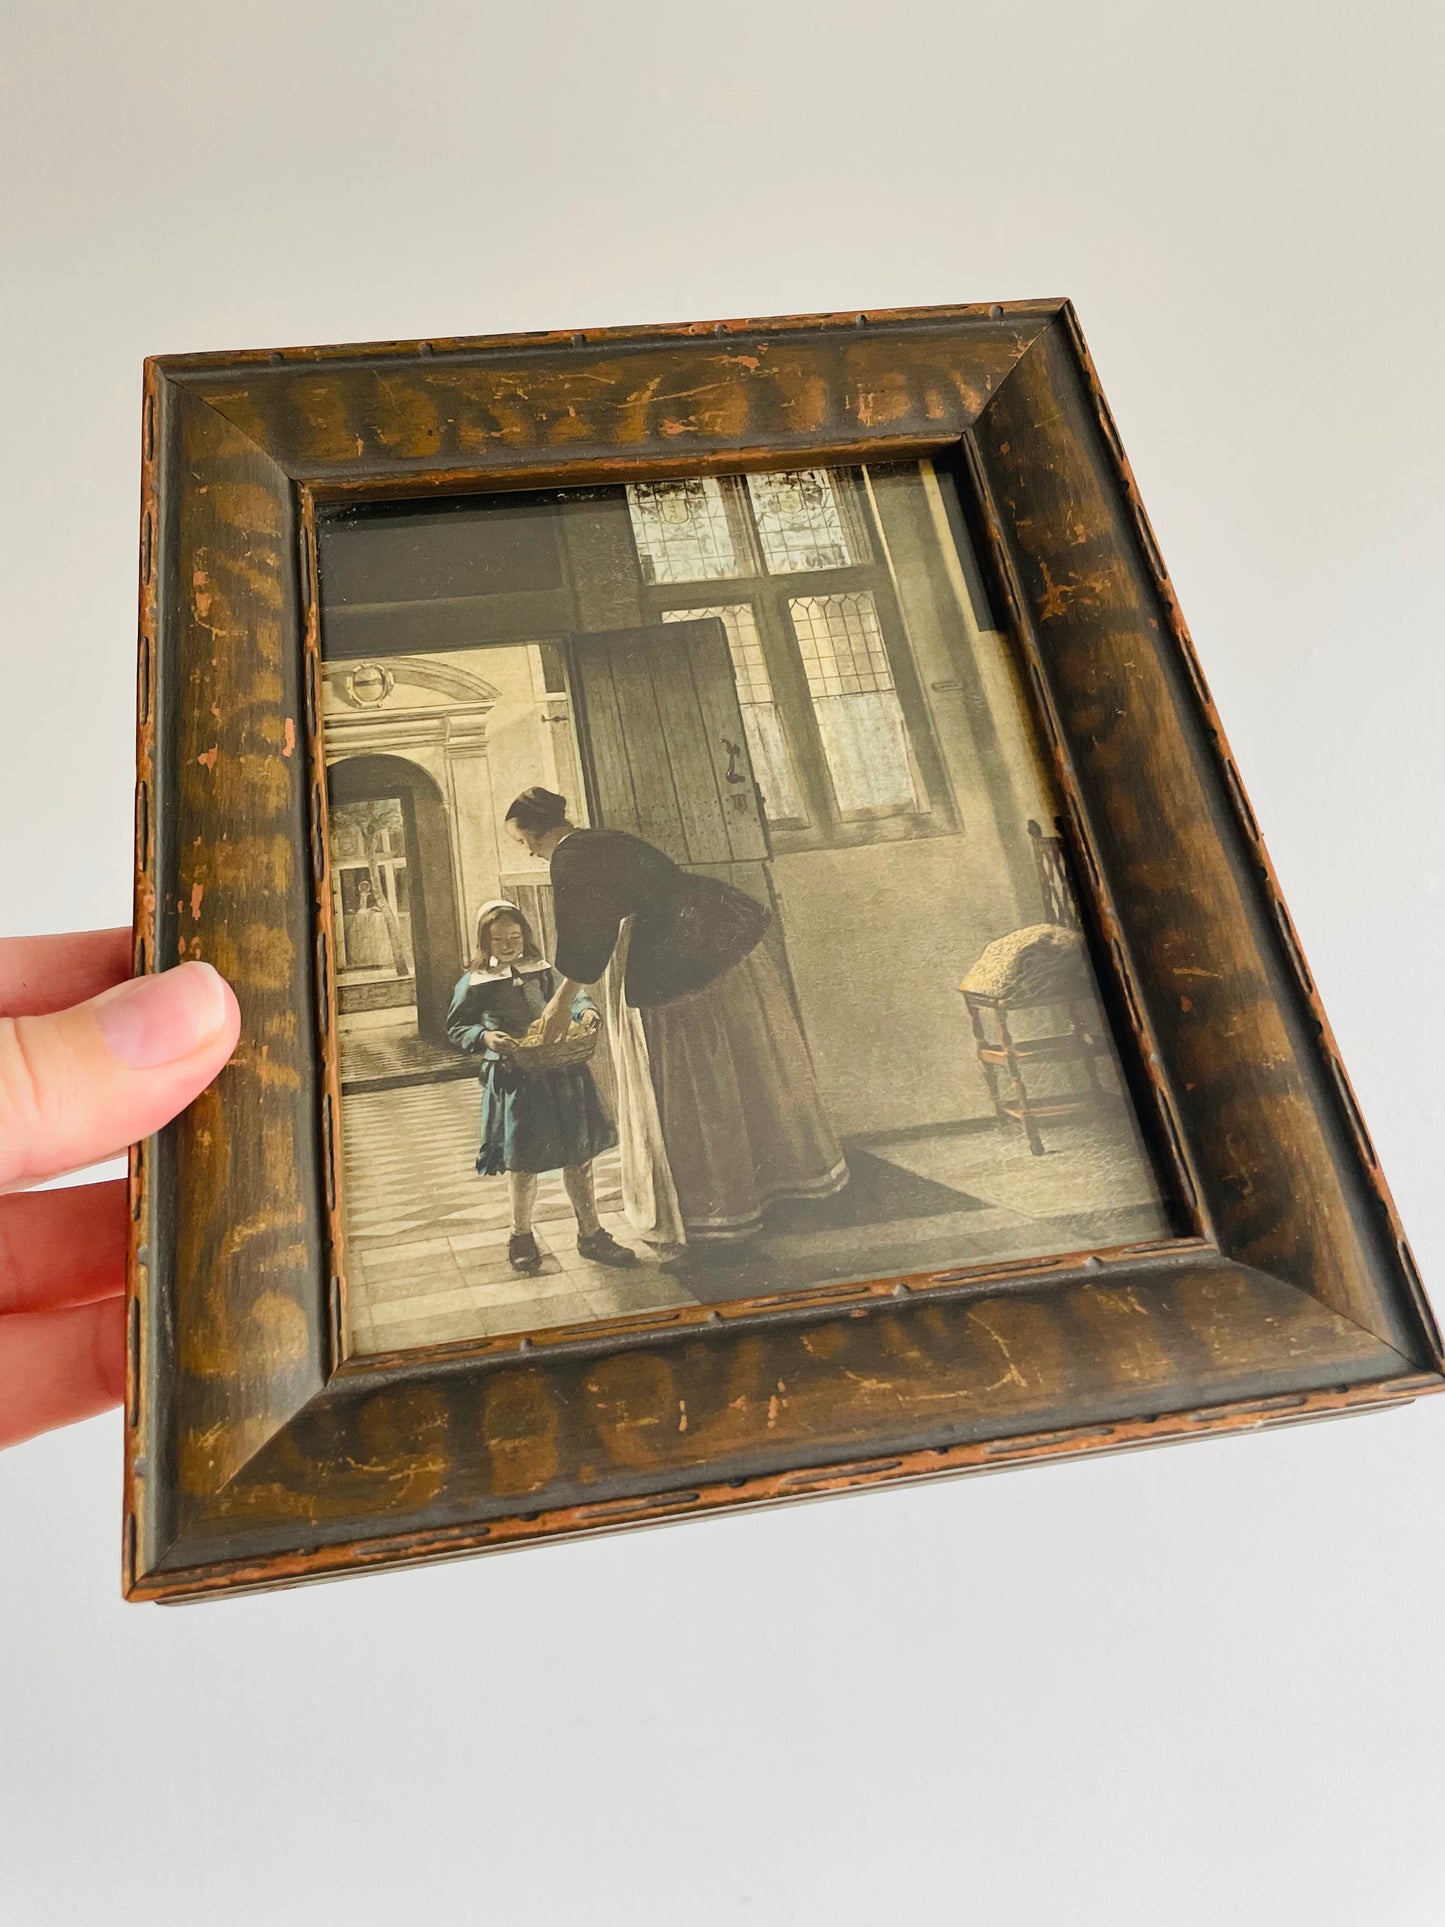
[468, 959, 552, 984]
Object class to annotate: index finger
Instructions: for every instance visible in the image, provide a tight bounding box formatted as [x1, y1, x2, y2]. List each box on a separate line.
[0, 929, 131, 1017]
[0, 1179, 126, 1315]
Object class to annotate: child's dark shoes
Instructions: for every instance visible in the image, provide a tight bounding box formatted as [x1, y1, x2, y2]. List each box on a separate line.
[508, 1231, 543, 1274]
[577, 1228, 639, 1268]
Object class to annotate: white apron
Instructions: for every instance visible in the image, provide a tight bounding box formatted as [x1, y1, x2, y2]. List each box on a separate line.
[603, 917, 687, 1247]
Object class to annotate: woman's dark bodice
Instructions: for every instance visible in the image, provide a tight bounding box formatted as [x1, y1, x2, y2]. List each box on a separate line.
[550, 827, 769, 1007]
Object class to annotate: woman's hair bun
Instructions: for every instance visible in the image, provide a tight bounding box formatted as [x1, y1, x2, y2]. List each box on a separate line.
[505, 786, 569, 833]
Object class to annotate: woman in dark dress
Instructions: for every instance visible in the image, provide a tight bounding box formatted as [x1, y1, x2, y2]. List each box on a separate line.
[445, 899, 632, 1276]
[503, 789, 846, 1257]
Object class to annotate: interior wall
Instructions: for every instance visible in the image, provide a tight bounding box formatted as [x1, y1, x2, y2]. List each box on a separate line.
[449, 643, 556, 917]
[776, 835, 1003, 1130]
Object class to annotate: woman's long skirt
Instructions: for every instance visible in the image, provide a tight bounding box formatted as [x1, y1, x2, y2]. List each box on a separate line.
[639, 944, 847, 1241]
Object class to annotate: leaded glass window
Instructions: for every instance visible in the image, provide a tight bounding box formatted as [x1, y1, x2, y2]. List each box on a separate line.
[787, 592, 919, 815]
[626, 477, 742, 584]
[625, 465, 943, 845]
[745, 469, 866, 574]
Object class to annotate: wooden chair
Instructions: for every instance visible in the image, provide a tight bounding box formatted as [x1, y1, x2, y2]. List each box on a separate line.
[958, 820, 1111, 1156]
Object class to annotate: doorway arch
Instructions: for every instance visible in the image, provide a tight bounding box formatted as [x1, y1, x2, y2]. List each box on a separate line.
[328, 754, 462, 1041]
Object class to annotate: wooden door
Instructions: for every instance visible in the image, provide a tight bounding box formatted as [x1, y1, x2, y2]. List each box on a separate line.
[566, 618, 797, 997]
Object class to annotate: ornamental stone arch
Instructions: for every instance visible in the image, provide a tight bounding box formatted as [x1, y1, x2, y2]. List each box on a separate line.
[327, 752, 463, 1042]
[324, 656, 501, 709]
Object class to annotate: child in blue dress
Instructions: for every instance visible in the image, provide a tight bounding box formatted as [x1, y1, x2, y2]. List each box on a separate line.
[446, 899, 633, 1276]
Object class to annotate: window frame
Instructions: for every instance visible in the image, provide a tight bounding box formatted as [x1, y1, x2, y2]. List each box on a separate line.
[635, 466, 957, 852]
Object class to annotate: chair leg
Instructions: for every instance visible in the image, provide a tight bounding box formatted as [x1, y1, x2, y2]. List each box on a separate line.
[1070, 999, 1105, 1097]
[967, 999, 1010, 1123]
[998, 1011, 1046, 1156]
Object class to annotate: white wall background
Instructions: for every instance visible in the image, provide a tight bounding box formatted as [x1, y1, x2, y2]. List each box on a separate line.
[2, 3, 1442, 1921]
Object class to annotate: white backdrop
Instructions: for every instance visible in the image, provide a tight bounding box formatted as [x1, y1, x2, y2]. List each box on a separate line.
[3, 4, 1442, 1922]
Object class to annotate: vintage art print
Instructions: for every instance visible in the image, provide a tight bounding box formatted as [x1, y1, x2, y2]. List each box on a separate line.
[319, 463, 1173, 1356]
[127, 303, 1439, 1601]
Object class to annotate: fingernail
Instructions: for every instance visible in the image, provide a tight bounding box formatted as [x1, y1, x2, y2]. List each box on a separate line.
[93, 962, 234, 1069]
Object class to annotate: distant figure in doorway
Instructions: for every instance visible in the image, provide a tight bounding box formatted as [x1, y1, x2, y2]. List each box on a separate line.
[346, 882, 393, 970]
[445, 899, 634, 1277]
[503, 787, 847, 1264]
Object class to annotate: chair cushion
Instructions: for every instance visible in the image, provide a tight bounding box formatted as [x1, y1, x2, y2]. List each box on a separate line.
[959, 922, 1088, 1002]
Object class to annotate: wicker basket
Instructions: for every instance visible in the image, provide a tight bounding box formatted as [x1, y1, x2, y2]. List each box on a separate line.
[502, 1019, 601, 1075]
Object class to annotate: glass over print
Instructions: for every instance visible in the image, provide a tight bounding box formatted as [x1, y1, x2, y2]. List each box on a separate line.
[316, 461, 1173, 1357]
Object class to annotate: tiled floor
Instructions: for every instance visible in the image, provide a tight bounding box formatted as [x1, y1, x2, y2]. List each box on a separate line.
[337, 1076, 1173, 1354]
[338, 1080, 694, 1353]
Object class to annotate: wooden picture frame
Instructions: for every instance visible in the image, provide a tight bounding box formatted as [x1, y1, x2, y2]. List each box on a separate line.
[127, 299, 1442, 1602]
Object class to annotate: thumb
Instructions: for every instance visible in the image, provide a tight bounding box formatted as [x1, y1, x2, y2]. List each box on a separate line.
[0, 960, 241, 1191]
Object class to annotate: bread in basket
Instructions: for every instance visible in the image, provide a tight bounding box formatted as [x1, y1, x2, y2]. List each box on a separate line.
[499, 1015, 601, 1074]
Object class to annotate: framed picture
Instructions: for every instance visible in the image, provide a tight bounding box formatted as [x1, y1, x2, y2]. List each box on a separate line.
[127, 301, 1441, 1601]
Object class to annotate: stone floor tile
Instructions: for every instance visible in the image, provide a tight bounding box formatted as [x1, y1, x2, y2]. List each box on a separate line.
[580, 1278, 696, 1318]
[361, 1306, 488, 1352]
[366, 1283, 476, 1322]
[447, 1225, 515, 1255]
[478, 1293, 597, 1336]
[459, 1252, 566, 1291]
[468, 1270, 584, 1309]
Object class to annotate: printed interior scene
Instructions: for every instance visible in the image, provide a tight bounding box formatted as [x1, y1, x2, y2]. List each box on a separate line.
[317, 462, 1173, 1356]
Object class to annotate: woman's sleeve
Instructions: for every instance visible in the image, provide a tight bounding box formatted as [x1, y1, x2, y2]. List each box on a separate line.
[569, 982, 599, 1022]
[551, 839, 626, 986]
[446, 981, 490, 1055]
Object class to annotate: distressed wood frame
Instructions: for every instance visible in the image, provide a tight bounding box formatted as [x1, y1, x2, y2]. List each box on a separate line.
[127, 300, 1442, 1602]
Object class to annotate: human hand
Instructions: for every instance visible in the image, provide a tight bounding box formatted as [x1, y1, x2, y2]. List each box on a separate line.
[538, 989, 573, 1045]
[0, 930, 240, 1450]
[482, 1029, 514, 1053]
[578, 1009, 601, 1033]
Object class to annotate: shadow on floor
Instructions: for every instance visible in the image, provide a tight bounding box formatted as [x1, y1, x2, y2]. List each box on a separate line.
[340, 1026, 475, 1094]
[763, 1143, 986, 1232]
